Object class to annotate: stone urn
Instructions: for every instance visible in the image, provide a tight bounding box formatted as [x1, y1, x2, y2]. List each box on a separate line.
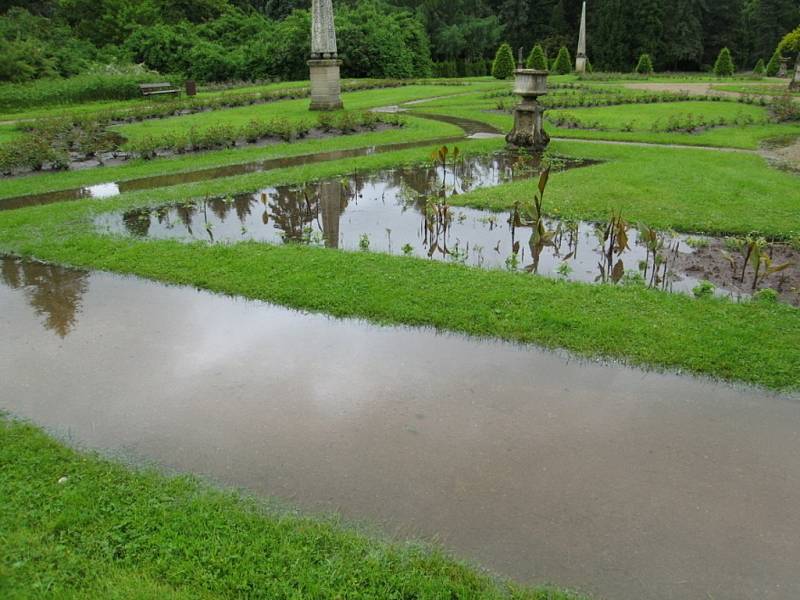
[506, 69, 550, 151]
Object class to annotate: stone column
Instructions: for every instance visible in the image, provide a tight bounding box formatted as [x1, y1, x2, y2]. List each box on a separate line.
[790, 54, 800, 92]
[309, 0, 343, 111]
[575, 2, 588, 73]
[778, 57, 789, 78]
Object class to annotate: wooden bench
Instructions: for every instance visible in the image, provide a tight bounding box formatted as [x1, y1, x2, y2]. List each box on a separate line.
[139, 83, 181, 98]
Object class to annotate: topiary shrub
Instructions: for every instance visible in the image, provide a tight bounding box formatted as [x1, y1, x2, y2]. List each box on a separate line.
[492, 43, 516, 79]
[552, 46, 572, 75]
[766, 49, 782, 76]
[526, 44, 548, 70]
[753, 58, 766, 76]
[635, 53, 654, 75]
[713, 47, 735, 77]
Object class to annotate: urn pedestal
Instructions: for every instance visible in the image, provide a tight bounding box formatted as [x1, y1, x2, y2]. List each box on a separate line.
[506, 69, 550, 151]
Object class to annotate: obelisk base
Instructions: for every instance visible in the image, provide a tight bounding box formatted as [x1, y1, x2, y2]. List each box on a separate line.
[575, 55, 587, 74]
[506, 101, 550, 151]
[309, 59, 343, 111]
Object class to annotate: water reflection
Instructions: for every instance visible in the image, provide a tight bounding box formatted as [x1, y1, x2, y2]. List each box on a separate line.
[96, 152, 723, 297]
[0, 256, 88, 337]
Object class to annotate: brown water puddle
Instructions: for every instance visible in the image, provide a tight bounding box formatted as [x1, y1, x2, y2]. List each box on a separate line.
[2, 256, 799, 600]
[0, 114, 499, 211]
[94, 152, 794, 303]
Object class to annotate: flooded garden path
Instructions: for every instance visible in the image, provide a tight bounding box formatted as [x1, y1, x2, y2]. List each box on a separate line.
[2, 256, 800, 600]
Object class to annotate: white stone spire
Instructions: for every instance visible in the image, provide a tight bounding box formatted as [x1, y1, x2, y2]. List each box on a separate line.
[576, 2, 588, 73]
[311, 0, 338, 59]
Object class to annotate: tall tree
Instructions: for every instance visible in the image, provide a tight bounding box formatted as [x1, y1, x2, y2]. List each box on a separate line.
[661, 0, 704, 69]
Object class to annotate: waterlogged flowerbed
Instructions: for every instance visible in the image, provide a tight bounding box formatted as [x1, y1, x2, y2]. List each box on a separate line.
[95, 151, 800, 305]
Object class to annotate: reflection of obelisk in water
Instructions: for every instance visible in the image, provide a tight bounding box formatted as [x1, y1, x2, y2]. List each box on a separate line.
[575, 2, 588, 73]
[309, 0, 343, 110]
[319, 181, 342, 248]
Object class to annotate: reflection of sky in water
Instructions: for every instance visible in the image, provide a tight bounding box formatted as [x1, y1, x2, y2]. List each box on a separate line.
[87, 182, 121, 198]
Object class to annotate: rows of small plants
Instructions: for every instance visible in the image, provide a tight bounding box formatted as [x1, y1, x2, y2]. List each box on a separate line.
[547, 110, 768, 133]
[0, 111, 407, 174]
[127, 111, 407, 159]
[489, 85, 775, 112]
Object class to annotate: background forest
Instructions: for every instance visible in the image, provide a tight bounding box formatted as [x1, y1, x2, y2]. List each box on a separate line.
[1, 0, 799, 84]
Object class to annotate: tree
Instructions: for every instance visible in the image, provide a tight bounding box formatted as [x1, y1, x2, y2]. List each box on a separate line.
[491, 42, 515, 79]
[713, 47, 735, 76]
[593, 0, 629, 71]
[635, 53, 654, 75]
[526, 44, 548, 70]
[753, 0, 800, 60]
[552, 45, 572, 74]
[753, 58, 766, 75]
[661, 0, 704, 69]
[766, 48, 783, 75]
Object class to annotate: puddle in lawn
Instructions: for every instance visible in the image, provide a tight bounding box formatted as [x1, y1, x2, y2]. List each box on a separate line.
[2, 256, 800, 600]
[93, 151, 793, 302]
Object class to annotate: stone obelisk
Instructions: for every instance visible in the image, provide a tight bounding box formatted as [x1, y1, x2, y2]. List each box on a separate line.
[575, 2, 588, 73]
[309, 0, 343, 111]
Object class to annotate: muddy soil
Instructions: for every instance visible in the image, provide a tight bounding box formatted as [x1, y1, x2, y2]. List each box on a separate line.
[674, 239, 800, 305]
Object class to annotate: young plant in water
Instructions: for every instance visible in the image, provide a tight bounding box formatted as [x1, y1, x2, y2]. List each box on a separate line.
[693, 280, 716, 299]
[557, 262, 573, 278]
[402, 243, 414, 256]
[359, 233, 370, 251]
[429, 145, 460, 187]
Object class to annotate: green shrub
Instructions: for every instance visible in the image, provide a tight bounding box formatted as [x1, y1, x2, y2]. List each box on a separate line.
[766, 49, 782, 77]
[492, 43, 516, 79]
[753, 58, 766, 76]
[552, 47, 572, 75]
[713, 47, 735, 77]
[526, 45, 548, 70]
[635, 53, 654, 75]
[754, 288, 779, 303]
[692, 280, 716, 299]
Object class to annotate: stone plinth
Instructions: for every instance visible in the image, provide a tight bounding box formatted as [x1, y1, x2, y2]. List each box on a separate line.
[506, 69, 550, 151]
[790, 55, 800, 92]
[576, 56, 587, 74]
[778, 58, 789, 78]
[309, 59, 343, 111]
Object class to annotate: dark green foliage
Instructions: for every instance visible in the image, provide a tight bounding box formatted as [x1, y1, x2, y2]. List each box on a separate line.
[491, 43, 515, 79]
[713, 47, 735, 77]
[753, 58, 766, 75]
[526, 44, 548, 70]
[635, 53, 654, 75]
[0, 0, 798, 81]
[552, 46, 572, 75]
[766, 48, 782, 75]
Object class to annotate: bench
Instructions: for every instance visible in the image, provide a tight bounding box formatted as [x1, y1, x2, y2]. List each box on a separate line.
[139, 83, 181, 98]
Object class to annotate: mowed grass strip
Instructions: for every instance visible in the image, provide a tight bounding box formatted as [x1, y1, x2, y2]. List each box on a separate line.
[0, 417, 584, 599]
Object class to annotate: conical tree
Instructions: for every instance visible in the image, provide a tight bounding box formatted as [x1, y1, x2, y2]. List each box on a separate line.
[526, 44, 548, 70]
[552, 46, 572, 75]
[753, 58, 766, 76]
[492, 43, 516, 79]
[713, 47, 735, 77]
[635, 53, 654, 75]
[766, 49, 782, 76]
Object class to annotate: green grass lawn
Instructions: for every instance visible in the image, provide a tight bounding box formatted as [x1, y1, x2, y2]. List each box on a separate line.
[0, 417, 583, 600]
[0, 123, 20, 143]
[713, 83, 800, 96]
[113, 85, 497, 146]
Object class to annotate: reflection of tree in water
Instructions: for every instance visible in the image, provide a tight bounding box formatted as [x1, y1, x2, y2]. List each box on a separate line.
[122, 208, 151, 237]
[268, 185, 320, 242]
[0, 256, 89, 338]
